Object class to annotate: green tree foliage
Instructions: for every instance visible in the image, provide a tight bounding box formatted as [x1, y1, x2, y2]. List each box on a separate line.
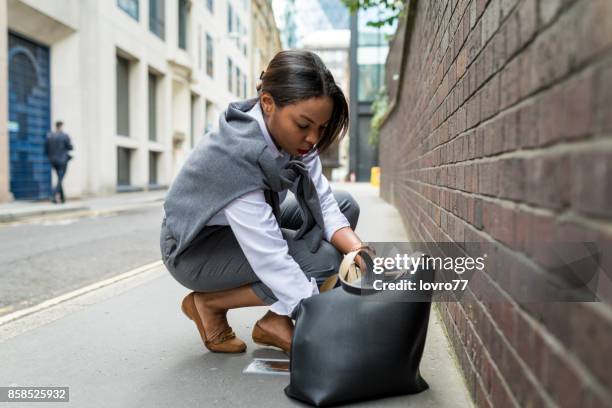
[368, 86, 389, 147]
[341, 0, 406, 28]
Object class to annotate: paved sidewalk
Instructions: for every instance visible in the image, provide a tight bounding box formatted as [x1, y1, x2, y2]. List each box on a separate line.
[0, 183, 472, 407]
[0, 189, 167, 223]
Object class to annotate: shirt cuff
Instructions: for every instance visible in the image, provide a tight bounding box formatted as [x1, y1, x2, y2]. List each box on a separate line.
[324, 218, 351, 242]
[269, 277, 319, 316]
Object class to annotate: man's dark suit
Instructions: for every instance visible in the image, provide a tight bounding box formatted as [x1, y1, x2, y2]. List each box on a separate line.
[44, 131, 73, 203]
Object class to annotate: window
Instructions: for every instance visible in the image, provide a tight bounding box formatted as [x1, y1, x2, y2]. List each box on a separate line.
[117, 147, 132, 186]
[227, 58, 233, 93]
[198, 25, 202, 70]
[236, 66, 241, 97]
[118, 0, 139, 20]
[191, 94, 197, 147]
[206, 0, 213, 14]
[242, 26, 247, 56]
[243, 73, 247, 98]
[149, 151, 159, 185]
[227, 4, 233, 34]
[206, 33, 214, 78]
[356, 7, 394, 102]
[178, 0, 188, 50]
[205, 100, 214, 133]
[149, 0, 165, 39]
[148, 73, 157, 141]
[236, 18, 241, 44]
[357, 63, 384, 102]
[116, 55, 130, 137]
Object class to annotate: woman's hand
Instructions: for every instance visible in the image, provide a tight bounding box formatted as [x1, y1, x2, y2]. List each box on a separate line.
[354, 254, 367, 276]
[330, 226, 374, 278]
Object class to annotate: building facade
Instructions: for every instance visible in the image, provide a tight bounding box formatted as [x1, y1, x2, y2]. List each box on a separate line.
[1, 0, 280, 201]
[302, 29, 350, 181]
[348, 6, 396, 182]
[274, 0, 297, 49]
[0, 3, 8, 202]
[275, 0, 352, 180]
[250, 0, 282, 95]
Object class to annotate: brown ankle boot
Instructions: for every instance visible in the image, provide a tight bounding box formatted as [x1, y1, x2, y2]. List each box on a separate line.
[181, 292, 246, 353]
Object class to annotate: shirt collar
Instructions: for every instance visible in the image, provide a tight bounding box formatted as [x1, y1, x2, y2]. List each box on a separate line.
[246, 100, 288, 159]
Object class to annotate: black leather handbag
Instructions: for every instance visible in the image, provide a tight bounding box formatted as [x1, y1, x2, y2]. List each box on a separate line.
[285, 248, 434, 407]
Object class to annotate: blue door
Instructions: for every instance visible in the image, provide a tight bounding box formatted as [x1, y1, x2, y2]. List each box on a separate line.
[8, 32, 51, 200]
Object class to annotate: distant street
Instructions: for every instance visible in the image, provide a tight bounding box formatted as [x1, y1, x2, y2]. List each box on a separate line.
[0, 205, 164, 317]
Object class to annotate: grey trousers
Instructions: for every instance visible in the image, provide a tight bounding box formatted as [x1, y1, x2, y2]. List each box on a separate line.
[161, 189, 360, 307]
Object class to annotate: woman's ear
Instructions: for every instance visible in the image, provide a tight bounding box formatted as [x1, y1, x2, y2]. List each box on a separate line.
[260, 93, 275, 116]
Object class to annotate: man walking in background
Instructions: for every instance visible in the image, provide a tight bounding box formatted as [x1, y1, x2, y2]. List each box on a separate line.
[44, 121, 73, 204]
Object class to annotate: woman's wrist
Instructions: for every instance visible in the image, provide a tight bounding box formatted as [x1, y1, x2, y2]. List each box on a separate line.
[330, 227, 363, 255]
[348, 242, 376, 255]
[348, 243, 367, 253]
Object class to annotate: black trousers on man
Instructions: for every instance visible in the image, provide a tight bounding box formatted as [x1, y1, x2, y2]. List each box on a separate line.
[51, 162, 68, 203]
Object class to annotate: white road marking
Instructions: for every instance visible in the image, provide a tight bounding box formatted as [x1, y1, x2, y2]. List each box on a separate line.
[0, 201, 162, 228]
[0, 260, 163, 326]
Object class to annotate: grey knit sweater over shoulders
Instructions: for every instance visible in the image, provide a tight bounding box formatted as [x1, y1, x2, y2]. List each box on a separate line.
[162, 97, 325, 268]
[162, 97, 274, 265]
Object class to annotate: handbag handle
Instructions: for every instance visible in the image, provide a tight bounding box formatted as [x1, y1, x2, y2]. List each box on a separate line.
[320, 246, 376, 293]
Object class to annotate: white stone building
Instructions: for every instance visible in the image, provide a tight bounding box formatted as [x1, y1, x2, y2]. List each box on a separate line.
[1, 0, 269, 201]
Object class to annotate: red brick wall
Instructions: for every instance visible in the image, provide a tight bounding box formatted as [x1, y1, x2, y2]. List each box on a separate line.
[379, 0, 612, 406]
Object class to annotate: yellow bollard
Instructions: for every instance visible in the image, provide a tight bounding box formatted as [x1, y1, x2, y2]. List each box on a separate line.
[370, 166, 380, 187]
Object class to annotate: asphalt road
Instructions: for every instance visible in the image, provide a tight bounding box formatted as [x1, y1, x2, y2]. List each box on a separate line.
[0, 205, 164, 316]
[0, 184, 473, 408]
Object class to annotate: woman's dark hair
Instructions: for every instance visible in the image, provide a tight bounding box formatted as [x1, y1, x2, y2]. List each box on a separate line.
[256, 50, 349, 154]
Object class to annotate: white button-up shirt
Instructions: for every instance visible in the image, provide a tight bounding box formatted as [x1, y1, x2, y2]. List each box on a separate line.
[206, 100, 350, 315]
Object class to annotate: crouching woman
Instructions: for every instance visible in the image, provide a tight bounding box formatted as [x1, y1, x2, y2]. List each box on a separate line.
[160, 50, 366, 354]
